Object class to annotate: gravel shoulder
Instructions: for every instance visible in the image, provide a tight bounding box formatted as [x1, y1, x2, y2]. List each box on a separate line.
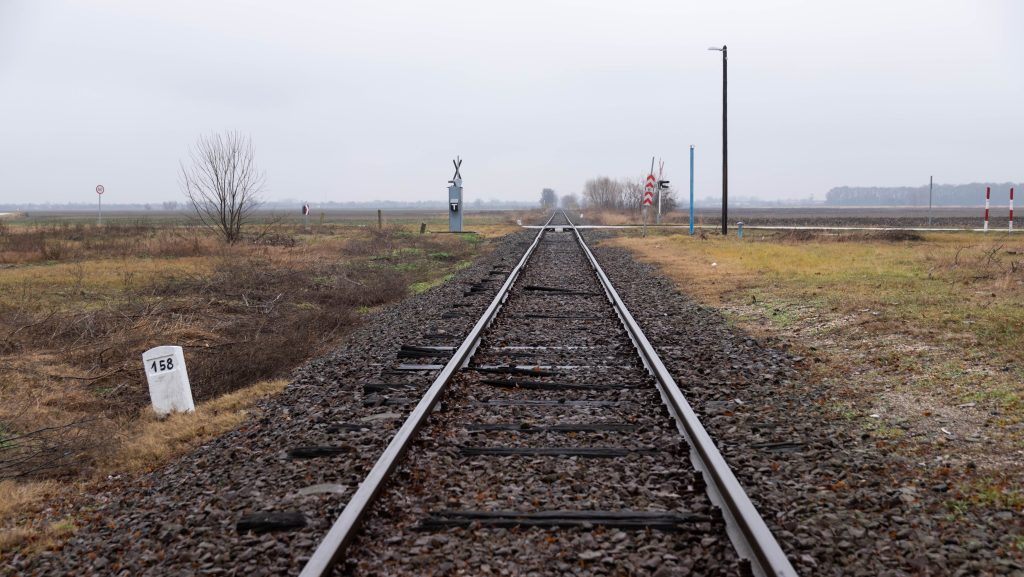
[590, 233, 1024, 576]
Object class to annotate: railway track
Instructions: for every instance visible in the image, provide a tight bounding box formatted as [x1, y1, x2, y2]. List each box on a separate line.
[303, 211, 796, 576]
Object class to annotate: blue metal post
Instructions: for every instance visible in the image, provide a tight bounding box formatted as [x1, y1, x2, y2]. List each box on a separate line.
[689, 145, 695, 236]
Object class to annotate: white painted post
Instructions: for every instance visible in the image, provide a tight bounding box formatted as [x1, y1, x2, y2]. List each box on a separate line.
[142, 346, 195, 416]
[1010, 187, 1015, 232]
[984, 186, 991, 232]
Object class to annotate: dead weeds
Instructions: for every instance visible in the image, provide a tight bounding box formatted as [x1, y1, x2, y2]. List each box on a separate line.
[0, 219, 492, 554]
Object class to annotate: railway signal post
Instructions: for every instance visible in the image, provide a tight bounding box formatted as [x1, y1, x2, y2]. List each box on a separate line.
[657, 179, 670, 225]
[448, 157, 463, 232]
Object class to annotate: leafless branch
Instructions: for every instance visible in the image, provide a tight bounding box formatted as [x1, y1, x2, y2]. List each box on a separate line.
[179, 131, 265, 244]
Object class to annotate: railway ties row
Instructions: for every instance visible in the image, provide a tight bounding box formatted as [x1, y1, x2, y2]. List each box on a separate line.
[300, 212, 797, 577]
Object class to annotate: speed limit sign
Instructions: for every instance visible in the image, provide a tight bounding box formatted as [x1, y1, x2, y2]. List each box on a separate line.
[96, 185, 105, 195]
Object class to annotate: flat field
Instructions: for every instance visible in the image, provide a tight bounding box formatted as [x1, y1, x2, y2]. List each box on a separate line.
[606, 226, 1024, 533]
[584, 205, 1007, 229]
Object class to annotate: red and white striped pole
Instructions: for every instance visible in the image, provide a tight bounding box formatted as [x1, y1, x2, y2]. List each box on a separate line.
[984, 186, 991, 232]
[1010, 187, 1015, 232]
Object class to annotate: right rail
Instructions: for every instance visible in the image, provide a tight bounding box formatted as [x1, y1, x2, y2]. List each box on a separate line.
[565, 212, 797, 577]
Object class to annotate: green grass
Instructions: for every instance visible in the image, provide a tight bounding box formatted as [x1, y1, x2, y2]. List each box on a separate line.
[409, 260, 472, 295]
[0, 424, 15, 450]
[946, 499, 970, 519]
[865, 421, 905, 439]
[827, 402, 858, 421]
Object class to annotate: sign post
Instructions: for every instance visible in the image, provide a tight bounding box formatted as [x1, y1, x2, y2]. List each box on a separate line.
[643, 165, 656, 238]
[95, 185, 105, 225]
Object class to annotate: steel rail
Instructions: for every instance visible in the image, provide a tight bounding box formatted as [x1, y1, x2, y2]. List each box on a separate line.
[562, 211, 799, 577]
[299, 212, 558, 577]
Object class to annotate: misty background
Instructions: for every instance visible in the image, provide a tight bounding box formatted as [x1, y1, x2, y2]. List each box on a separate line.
[1, 0, 1021, 208]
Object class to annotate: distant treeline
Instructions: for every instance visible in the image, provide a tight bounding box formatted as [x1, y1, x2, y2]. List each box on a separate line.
[825, 183, 1021, 206]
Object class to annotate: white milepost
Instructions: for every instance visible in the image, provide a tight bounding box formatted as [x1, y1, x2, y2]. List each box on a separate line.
[142, 345, 195, 416]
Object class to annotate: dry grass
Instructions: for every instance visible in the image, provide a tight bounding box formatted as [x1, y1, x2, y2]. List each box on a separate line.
[100, 379, 287, 475]
[0, 480, 73, 555]
[0, 379, 286, 555]
[0, 239, 477, 474]
[0, 217, 497, 557]
[607, 229, 1024, 426]
[607, 228, 1024, 522]
[0, 480, 58, 521]
[582, 210, 642, 226]
[609, 231, 1024, 360]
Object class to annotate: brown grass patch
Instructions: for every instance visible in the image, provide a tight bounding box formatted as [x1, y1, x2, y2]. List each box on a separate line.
[100, 379, 287, 475]
[0, 216, 503, 559]
[0, 379, 287, 556]
[605, 231, 1024, 479]
[0, 480, 73, 555]
[1, 220, 493, 502]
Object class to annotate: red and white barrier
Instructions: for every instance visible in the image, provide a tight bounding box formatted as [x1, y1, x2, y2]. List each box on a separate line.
[984, 186, 991, 232]
[1011, 187, 1015, 232]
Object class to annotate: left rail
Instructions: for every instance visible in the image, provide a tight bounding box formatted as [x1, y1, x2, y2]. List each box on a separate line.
[299, 213, 557, 577]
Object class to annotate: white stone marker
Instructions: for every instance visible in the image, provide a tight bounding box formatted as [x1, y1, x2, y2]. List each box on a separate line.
[142, 345, 195, 416]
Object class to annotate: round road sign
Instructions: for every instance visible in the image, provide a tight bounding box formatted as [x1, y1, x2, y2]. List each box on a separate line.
[96, 185, 105, 195]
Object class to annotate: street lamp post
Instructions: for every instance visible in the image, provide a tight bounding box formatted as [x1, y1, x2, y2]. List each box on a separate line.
[709, 45, 727, 235]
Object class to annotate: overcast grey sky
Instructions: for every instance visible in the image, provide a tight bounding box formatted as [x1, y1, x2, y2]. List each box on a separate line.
[1, 0, 1021, 205]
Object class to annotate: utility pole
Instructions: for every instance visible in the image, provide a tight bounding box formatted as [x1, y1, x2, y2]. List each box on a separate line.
[689, 145, 695, 236]
[709, 45, 728, 235]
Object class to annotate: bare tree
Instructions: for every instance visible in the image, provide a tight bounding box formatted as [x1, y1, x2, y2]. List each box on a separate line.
[620, 175, 647, 213]
[540, 188, 559, 209]
[560, 192, 580, 210]
[582, 177, 623, 210]
[179, 131, 265, 244]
